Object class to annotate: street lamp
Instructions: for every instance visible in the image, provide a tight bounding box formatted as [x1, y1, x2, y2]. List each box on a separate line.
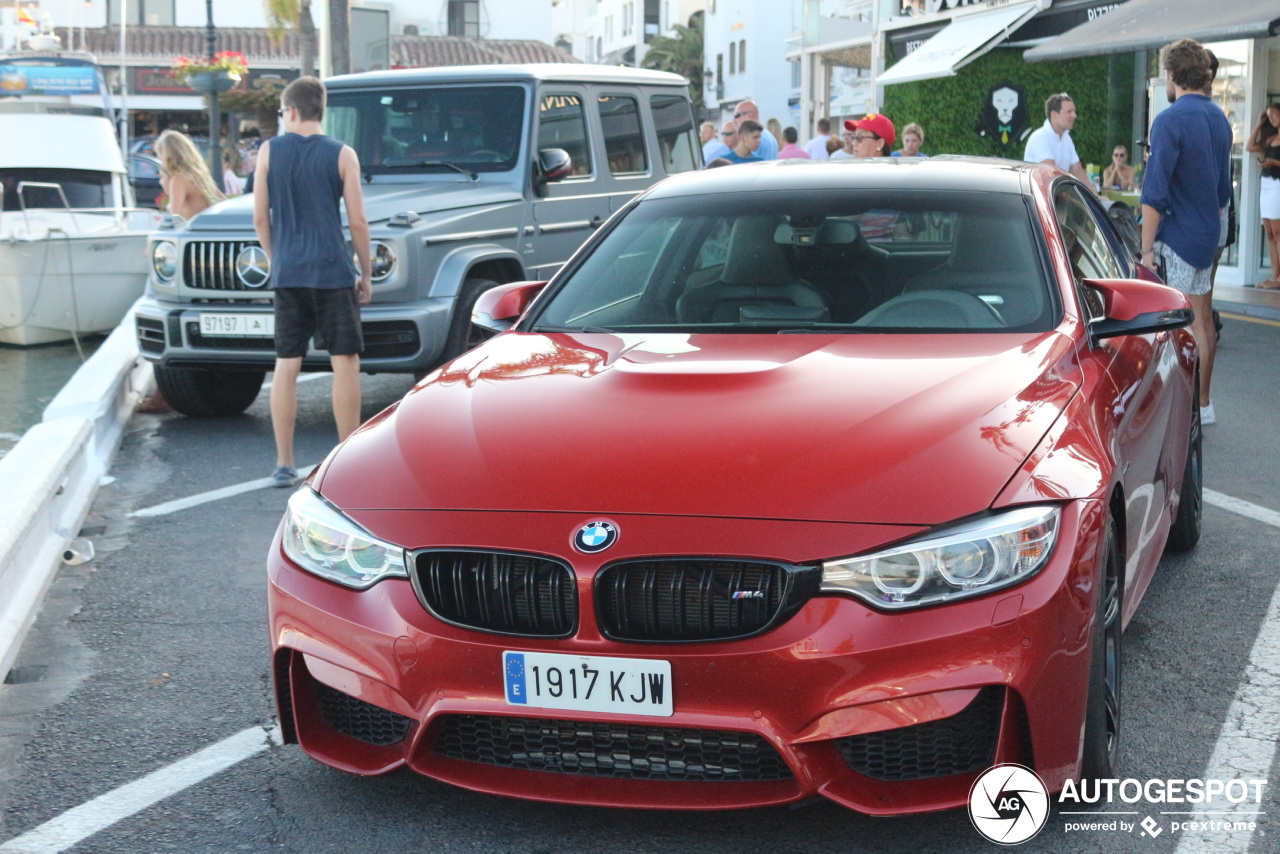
[206, 0, 223, 192]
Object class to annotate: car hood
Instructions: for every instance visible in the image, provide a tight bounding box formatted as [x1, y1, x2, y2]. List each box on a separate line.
[183, 180, 523, 230]
[318, 331, 1082, 525]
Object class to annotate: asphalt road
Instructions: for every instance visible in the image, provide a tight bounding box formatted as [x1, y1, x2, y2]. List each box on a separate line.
[1, 316, 1278, 854]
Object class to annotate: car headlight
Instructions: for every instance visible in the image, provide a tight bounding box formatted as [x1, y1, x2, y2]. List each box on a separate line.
[353, 240, 396, 282]
[282, 488, 408, 589]
[151, 240, 178, 282]
[820, 506, 1060, 610]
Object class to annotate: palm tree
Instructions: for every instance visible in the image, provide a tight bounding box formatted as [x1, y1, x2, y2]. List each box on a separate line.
[642, 11, 705, 112]
[263, 0, 316, 77]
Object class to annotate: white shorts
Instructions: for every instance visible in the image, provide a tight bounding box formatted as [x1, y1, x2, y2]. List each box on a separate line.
[1261, 176, 1280, 220]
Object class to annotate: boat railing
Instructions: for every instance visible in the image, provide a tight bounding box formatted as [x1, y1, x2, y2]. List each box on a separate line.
[2, 184, 156, 237]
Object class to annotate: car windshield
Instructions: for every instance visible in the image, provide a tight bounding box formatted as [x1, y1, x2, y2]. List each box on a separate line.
[530, 189, 1055, 333]
[324, 85, 526, 175]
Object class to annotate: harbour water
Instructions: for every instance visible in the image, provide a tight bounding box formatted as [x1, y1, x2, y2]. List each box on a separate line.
[0, 337, 103, 459]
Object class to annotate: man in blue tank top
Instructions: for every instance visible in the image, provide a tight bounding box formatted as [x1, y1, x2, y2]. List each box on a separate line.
[254, 77, 372, 486]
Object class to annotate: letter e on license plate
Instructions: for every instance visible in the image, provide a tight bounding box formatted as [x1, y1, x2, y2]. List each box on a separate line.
[504, 651, 672, 717]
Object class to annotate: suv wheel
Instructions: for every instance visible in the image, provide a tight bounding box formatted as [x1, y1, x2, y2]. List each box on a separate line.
[154, 365, 266, 417]
[440, 277, 502, 364]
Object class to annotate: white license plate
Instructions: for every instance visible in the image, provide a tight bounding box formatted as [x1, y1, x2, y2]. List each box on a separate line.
[504, 651, 673, 717]
[199, 312, 274, 337]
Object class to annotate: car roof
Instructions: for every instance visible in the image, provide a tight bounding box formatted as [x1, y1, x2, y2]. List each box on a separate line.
[326, 63, 689, 90]
[643, 156, 1051, 200]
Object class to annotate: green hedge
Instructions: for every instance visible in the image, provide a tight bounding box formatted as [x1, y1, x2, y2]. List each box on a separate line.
[882, 47, 1136, 169]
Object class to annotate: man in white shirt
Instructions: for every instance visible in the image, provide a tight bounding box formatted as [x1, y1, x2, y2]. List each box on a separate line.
[805, 117, 832, 160]
[1024, 93, 1090, 184]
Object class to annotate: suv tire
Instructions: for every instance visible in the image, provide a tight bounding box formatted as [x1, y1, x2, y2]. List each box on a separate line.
[440, 277, 502, 364]
[154, 365, 266, 417]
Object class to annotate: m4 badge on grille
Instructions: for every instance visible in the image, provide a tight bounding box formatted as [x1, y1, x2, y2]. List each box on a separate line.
[732, 590, 765, 599]
[573, 520, 617, 554]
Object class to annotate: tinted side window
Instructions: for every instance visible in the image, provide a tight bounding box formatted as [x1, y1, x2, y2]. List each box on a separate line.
[538, 92, 592, 178]
[1054, 185, 1124, 283]
[651, 94, 698, 175]
[598, 95, 647, 175]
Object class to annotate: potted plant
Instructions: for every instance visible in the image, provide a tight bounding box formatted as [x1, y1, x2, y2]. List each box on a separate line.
[171, 52, 249, 93]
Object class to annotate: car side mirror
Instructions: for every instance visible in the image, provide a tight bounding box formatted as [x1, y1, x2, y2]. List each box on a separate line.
[533, 148, 573, 195]
[471, 281, 548, 334]
[1084, 277, 1194, 342]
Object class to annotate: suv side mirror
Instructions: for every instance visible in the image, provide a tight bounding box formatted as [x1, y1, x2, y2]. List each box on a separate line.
[534, 148, 573, 194]
[471, 281, 548, 334]
[1084, 277, 1194, 342]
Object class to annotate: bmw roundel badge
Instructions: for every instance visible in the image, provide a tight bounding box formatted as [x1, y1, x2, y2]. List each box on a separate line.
[573, 520, 618, 554]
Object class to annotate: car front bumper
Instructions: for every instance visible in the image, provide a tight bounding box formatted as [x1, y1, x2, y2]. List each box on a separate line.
[267, 499, 1104, 815]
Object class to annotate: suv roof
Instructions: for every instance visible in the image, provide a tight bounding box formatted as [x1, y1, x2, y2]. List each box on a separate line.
[327, 62, 690, 91]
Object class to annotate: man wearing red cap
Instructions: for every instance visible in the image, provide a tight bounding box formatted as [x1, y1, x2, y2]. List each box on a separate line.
[845, 114, 895, 157]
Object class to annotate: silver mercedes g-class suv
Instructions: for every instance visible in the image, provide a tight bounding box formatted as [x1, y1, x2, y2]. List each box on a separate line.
[134, 64, 699, 416]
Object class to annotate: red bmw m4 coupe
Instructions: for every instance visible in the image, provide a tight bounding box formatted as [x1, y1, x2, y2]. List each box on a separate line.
[268, 156, 1201, 815]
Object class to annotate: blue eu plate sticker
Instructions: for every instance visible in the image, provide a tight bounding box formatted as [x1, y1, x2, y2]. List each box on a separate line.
[504, 652, 527, 704]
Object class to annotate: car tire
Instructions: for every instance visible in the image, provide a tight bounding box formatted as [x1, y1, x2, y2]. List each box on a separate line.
[1080, 518, 1123, 782]
[439, 277, 502, 365]
[1166, 399, 1203, 552]
[154, 365, 266, 418]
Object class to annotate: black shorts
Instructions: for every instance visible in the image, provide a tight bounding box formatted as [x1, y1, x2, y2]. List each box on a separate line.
[273, 287, 363, 359]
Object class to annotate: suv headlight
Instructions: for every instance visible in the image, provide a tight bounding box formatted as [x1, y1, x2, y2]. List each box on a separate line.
[282, 488, 408, 589]
[820, 506, 1060, 610]
[151, 240, 178, 282]
[353, 240, 397, 282]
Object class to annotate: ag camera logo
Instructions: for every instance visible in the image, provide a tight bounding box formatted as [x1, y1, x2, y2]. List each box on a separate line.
[969, 764, 1050, 845]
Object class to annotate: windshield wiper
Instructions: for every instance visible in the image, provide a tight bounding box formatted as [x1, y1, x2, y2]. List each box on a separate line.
[385, 161, 477, 180]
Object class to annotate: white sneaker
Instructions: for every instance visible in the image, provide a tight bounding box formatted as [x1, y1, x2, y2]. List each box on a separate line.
[1200, 402, 1216, 426]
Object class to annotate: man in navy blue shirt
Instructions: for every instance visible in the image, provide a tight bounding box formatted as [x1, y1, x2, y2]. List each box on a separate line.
[1140, 38, 1231, 425]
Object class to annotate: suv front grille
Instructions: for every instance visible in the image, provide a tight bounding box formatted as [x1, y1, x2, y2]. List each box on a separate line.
[183, 241, 266, 291]
[597, 559, 811, 642]
[835, 686, 1004, 781]
[434, 715, 793, 782]
[412, 550, 577, 637]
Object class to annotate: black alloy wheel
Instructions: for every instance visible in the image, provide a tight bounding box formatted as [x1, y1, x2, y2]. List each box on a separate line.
[439, 277, 502, 365]
[1081, 519, 1123, 781]
[1167, 397, 1203, 551]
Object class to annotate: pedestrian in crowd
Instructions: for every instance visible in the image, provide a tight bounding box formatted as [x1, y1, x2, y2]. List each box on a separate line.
[891, 122, 927, 157]
[1140, 38, 1232, 426]
[806, 117, 832, 160]
[766, 117, 784, 150]
[1203, 50, 1236, 291]
[1246, 102, 1280, 288]
[777, 126, 810, 159]
[731, 101, 777, 159]
[1024, 93, 1090, 185]
[155, 129, 224, 220]
[831, 126, 857, 159]
[1102, 144, 1136, 190]
[826, 133, 844, 158]
[242, 141, 261, 193]
[846, 113, 895, 158]
[254, 76, 373, 486]
[721, 119, 764, 164]
[222, 147, 245, 196]
[701, 120, 721, 163]
[705, 157, 733, 169]
[704, 120, 735, 166]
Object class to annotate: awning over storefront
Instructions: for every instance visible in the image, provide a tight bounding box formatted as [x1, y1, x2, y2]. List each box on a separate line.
[878, 3, 1042, 85]
[1024, 0, 1280, 62]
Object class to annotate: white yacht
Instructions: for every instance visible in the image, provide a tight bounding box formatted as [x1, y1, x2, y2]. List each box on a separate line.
[0, 52, 160, 346]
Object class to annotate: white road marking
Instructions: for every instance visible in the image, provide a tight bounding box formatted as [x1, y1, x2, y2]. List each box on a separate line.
[1172, 490, 1280, 854]
[0, 726, 281, 854]
[132, 464, 317, 518]
[4, 493, 1278, 852]
[261, 373, 331, 390]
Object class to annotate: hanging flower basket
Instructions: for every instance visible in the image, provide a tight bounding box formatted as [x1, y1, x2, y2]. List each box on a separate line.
[171, 52, 248, 92]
